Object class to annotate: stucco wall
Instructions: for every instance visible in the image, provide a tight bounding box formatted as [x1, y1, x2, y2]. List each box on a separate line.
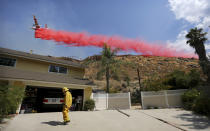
[84, 87, 92, 102]
[16, 58, 49, 73]
[69, 67, 85, 78]
[4, 56, 85, 78]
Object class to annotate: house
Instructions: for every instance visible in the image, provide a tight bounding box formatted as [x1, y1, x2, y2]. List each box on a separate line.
[0, 47, 93, 112]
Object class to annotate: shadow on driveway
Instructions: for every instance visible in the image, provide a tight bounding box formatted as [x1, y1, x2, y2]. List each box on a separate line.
[175, 113, 210, 130]
[41, 121, 64, 126]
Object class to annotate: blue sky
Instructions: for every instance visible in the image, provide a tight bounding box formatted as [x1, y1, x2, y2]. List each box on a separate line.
[0, 0, 209, 59]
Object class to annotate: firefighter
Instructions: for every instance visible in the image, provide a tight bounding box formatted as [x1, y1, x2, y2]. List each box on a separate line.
[62, 87, 72, 124]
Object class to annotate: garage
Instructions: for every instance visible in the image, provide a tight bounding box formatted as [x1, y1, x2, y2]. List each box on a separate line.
[21, 86, 84, 113]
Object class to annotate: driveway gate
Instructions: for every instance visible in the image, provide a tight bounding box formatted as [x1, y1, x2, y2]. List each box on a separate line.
[91, 92, 131, 110]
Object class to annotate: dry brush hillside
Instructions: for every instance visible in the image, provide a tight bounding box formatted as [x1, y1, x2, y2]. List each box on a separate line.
[82, 55, 201, 92]
[58, 55, 201, 92]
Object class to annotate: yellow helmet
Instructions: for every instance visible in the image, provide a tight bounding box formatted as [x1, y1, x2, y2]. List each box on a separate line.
[62, 87, 69, 92]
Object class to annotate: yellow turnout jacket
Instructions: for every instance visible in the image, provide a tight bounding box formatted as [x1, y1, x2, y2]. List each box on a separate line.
[64, 91, 72, 108]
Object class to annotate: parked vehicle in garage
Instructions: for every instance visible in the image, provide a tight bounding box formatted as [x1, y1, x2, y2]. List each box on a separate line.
[43, 98, 64, 104]
[22, 86, 84, 113]
[41, 89, 64, 111]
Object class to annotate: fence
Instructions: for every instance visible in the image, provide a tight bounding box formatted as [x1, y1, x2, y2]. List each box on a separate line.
[141, 89, 187, 109]
[91, 92, 131, 110]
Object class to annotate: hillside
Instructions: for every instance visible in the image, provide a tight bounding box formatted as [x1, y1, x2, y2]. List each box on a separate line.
[58, 55, 201, 92]
[82, 55, 201, 92]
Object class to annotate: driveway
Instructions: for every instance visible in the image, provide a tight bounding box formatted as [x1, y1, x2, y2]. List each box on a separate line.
[124, 109, 210, 131]
[2, 109, 210, 131]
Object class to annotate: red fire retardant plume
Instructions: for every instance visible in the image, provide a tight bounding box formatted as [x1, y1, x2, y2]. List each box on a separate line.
[35, 28, 197, 58]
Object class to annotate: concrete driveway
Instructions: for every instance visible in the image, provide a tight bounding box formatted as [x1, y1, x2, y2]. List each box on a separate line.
[2, 109, 210, 131]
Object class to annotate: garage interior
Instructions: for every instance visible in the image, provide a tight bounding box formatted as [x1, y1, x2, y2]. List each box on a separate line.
[21, 86, 84, 113]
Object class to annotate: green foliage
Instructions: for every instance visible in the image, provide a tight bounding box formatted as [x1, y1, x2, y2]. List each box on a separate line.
[84, 44, 132, 93]
[108, 84, 121, 93]
[101, 44, 119, 66]
[142, 75, 172, 91]
[182, 89, 200, 110]
[96, 69, 104, 80]
[124, 74, 130, 86]
[193, 85, 210, 117]
[166, 69, 201, 89]
[182, 88, 210, 117]
[111, 70, 120, 81]
[131, 88, 141, 104]
[0, 85, 25, 122]
[98, 44, 123, 93]
[142, 70, 202, 91]
[167, 70, 188, 89]
[84, 99, 95, 111]
[193, 96, 210, 117]
[186, 27, 210, 84]
[187, 69, 202, 87]
[109, 88, 119, 93]
[186, 27, 207, 61]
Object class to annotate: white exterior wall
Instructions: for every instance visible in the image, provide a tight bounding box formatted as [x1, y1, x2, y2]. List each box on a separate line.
[141, 89, 187, 109]
[92, 92, 131, 110]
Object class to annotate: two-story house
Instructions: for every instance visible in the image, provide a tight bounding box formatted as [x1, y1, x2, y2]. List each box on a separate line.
[0, 47, 93, 112]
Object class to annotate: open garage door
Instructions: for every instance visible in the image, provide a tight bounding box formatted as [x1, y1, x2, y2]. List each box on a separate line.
[21, 86, 84, 113]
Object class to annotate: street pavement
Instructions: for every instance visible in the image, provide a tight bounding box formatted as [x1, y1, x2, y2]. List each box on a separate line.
[2, 109, 210, 131]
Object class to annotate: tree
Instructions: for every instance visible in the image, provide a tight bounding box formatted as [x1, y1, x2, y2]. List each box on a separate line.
[83, 44, 133, 93]
[83, 44, 120, 93]
[101, 44, 119, 93]
[186, 27, 210, 84]
[0, 84, 25, 122]
[127, 62, 143, 91]
[137, 67, 141, 91]
[186, 27, 207, 61]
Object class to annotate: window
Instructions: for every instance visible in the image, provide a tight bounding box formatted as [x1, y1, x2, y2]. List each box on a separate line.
[59, 66, 67, 74]
[49, 65, 67, 74]
[0, 57, 16, 67]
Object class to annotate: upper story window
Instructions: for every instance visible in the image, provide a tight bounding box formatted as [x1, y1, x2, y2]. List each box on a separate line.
[49, 65, 67, 74]
[0, 57, 16, 67]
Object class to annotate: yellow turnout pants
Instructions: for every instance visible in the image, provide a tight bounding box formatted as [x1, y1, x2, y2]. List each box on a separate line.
[62, 106, 70, 122]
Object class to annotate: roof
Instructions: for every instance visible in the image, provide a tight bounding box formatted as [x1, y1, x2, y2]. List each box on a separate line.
[0, 66, 93, 86]
[0, 47, 85, 68]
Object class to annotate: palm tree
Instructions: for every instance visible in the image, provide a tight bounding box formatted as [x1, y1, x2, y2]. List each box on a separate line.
[186, 27, 208, 61]
[101, 44, 119, 93]
[83, 43, 120, 93]
[186, 27, 210, 84]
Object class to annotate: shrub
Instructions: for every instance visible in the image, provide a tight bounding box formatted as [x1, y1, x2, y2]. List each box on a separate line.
[123, 75, 130, 86]
[187, 69, 201, 88]
[112, 72, 120, 81]
[84, 99, 95, 111]
[167, 70, 188, 89]
[142, 70, 202, 91]
[131, 88, 141, 104]
[182, 89, 200, 110]
[167, 69, 201, 89]
[193, 95, 210, 117]
[0, 85, 25, 122]
[142, 76, 172, 91]
[96, 71, 103, 80]
[182, 88, 210, 117]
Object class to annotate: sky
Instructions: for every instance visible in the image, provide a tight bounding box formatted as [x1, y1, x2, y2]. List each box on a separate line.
[0, 0, 210, 59]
